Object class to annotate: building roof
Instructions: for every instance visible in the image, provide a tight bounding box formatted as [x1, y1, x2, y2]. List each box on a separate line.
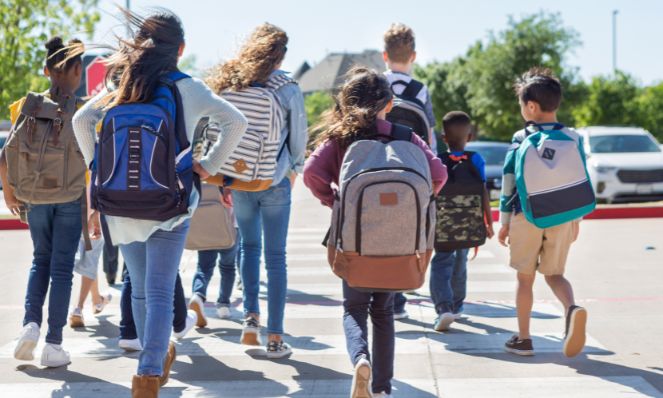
[298, 50, 385, 94]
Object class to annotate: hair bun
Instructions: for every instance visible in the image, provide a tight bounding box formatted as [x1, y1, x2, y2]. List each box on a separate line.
[45, 37, 64, 52]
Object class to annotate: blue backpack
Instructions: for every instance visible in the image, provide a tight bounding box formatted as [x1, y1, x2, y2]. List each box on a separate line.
[91, 71, 196, 221]
[514, 122, 595, 228]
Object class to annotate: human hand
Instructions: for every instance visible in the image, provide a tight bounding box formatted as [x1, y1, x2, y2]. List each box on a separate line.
[486, 223, 495, 239]
[3, 188, 22, 216]
[498, 225, 510, 247]
[220, 189, 233, 208]
[193, 161, 211, 180]
[290, 172, 297, 188]
[89, 211, 102, 240]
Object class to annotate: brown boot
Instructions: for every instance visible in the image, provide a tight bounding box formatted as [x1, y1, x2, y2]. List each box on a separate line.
[132, 375, 160, 398]
[159, 342, 176, 387]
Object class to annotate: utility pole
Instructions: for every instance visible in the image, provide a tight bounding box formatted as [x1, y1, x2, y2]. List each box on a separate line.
[126, 0, 132, 37]
[612, 9, 619, 73]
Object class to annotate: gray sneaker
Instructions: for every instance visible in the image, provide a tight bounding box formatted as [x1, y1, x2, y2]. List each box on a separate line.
[266, 340, 292, 359]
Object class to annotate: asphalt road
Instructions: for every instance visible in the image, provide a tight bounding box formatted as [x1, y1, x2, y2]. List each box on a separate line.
[0, 182, 661, 397]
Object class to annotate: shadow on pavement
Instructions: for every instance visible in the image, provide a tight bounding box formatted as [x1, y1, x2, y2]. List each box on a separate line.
[16, 364, 130, 397]
[435, 316, 663, 397]
[169, 339, 290, 397]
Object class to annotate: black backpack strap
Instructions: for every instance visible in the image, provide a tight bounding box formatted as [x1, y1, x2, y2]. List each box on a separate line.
[401, 79, 424, 101]
[390, 123, 413, 142]
[462, 151, 483, 181]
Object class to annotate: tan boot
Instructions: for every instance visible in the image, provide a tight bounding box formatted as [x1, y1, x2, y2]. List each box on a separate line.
[159, 342, 176, 387]
[132, 375, 160, 398]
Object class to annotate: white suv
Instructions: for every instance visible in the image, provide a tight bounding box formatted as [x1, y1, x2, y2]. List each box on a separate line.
[579, 126, 663, 203]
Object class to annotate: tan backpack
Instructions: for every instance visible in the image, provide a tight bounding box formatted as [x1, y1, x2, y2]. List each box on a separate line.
[5, 92, 86, 205]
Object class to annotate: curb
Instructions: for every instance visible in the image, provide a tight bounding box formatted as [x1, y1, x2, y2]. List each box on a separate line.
[492, 205, 663, 223]
[2, 206, 663, 231]
[0, 217, 27, 230]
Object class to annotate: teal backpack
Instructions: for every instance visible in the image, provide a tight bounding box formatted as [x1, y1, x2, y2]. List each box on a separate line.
[515, 122, 596, 228]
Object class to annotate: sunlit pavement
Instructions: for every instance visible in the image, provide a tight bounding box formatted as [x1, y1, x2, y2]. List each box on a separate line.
[0, 182, 661, 397]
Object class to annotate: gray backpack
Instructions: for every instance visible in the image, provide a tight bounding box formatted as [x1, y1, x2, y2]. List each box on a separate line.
[327, 124, 435, 292]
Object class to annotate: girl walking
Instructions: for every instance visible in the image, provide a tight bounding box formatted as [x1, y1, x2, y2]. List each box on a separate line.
[207, 23, 308, 358]
[73, 9, 247, 397]
[303, 68, 446, 397]
[1, 36, 88, 368]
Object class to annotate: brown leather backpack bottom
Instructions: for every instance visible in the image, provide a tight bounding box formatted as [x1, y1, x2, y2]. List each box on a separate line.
[328, 246, 432, 292]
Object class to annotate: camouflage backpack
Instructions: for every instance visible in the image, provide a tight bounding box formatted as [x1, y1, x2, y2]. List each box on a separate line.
[434, 151, 487, 251]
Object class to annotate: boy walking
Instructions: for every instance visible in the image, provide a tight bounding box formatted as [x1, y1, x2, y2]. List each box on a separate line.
[431, 112, 494, 332]
[498, 68, 588, 357]
[382, 23, 438, 319]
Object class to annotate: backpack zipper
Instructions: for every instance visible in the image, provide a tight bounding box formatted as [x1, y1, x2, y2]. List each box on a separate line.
[527, 178, 589, 197]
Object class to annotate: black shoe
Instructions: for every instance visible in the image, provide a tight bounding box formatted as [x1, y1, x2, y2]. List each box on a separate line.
[504, 335, 534, 356]
[563, 305, 587, 358]
[106, 274, 116, 286]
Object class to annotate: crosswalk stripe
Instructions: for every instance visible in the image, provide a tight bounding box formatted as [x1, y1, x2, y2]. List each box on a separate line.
[0, 331, 607, 359]
[4, 376, 660, 398]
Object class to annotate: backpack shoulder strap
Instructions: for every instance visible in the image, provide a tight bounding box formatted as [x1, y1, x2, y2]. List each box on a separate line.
[160, 72, 191, 152]
[401, 79, 424, 101]
[390, 123, 413, 142]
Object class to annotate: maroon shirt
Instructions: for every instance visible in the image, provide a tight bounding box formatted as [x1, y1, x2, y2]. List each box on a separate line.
[304, 119, 447, 207]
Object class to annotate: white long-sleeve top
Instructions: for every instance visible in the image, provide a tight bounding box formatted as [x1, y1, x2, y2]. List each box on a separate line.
[73, 77, 248, 245]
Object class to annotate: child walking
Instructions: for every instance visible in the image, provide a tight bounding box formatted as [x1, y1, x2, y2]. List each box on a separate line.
[430, 111, 494, 332]
[1, 36, 88, 368]
[382, 23, 439, 319]
[207, 23, 308, 359]
[498, 67, 589, 358]
[304, 68, 446, 398]
[74, 8, 247, 397]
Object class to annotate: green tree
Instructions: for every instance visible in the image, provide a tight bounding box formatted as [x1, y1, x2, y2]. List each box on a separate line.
[304, 91, 334, 146]
[0, 0, 100, 120]
[572, 71, 642, 128]
[634, 82, 663, 141]
[416, 12, 584, 141]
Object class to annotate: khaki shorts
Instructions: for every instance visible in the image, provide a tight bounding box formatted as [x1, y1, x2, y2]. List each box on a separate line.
[508, 214, 576, 275]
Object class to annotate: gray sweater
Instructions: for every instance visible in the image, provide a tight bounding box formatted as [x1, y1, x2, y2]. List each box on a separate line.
[73, 77, 248, 244]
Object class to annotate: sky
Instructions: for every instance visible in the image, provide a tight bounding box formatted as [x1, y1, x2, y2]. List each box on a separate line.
[89, 0, 663, 85]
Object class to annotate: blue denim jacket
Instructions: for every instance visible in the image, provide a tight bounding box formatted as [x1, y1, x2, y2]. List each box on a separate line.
[270, 70, 308, 186]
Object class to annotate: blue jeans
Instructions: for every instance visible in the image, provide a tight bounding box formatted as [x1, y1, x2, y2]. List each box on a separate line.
[120, 220, 189, 376]
[119, 269, 188, 340]
[429, 249, 469, 314]
[343, 282, 395, 395]
[24, 200, 82, 345]
[232, 178, 291, 335]
[193, 231, 240, 306]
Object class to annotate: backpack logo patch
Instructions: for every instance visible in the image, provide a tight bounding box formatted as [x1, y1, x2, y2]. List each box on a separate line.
[542, 147, 556, 160]
[379, 192, 398, 206]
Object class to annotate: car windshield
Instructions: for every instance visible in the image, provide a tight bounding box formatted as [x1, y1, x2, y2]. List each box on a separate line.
[589, 134, 661, 153]
[467, 144, 509, 165]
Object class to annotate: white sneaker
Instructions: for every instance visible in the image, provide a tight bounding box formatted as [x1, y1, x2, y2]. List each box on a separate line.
[216, 305, 231, 319]
[173, 310, 198, 340]
[434, 312, 455, 332]
[94, 293, 112, 314]
[374, 392, 392, 397]
[118, 338, 143, 352]
[188, 294, 207, 328]
[351, 355, 372, 398]
[393, 310, 409, 320]
[40, 343, 71, 368]
[14, 322, 40, 361]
